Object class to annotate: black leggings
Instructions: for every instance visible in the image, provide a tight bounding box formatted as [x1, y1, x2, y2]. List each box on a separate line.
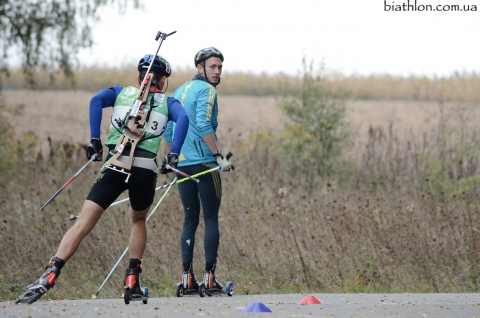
[177, 164, 222, 264]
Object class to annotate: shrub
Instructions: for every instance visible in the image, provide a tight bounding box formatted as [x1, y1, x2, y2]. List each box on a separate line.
[0, 97, 18, 186]
[277, 57, 351, 185]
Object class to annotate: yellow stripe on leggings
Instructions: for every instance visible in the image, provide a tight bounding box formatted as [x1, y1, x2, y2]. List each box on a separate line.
[212, 170, 221, 199]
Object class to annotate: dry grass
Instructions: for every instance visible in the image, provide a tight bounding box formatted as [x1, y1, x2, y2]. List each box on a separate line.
[1, 91, 480, 301]
[3, 67, 480, 102]
[1, 91, 282, 154]
[2, 90, 479, 151]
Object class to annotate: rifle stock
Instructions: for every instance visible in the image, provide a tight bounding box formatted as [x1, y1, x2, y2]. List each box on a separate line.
[109, 72, 154, 170]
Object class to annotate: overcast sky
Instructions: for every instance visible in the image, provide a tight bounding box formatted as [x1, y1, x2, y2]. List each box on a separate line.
[76, 0, 480, 77]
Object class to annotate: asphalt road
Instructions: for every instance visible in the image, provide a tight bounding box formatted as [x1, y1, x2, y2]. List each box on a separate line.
[2, 293, 479, 317]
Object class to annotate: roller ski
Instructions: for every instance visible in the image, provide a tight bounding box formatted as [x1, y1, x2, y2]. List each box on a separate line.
[199, 270, 234, 297]
[123, 267, 148, 304]
[16, 258, 63, 305]
[176, 270, 201, 297]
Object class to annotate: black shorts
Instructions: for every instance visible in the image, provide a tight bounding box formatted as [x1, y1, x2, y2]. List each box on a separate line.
[86, 154, 158, 211]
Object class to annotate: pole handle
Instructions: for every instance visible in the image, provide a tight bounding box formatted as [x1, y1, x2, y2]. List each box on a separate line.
[155, 30, 177, 41]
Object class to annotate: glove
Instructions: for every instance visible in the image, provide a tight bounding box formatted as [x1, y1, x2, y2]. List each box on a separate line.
[159, 153, 179, 174]
[215, 152, 235, 172]
[86, 138, 103, 162]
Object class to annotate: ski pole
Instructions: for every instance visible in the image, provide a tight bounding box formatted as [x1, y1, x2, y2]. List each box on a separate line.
[69, 166, 221, 221]
[164, 151, 233, 183]
[40, 153, 100, 211]
[166, 165, 200, 183]
[93, 176, 178, 297]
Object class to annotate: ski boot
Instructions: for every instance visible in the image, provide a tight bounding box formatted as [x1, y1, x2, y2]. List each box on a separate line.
[16, 258, 62, 304]
[176, 270, 201, 297]
[200, 270, 234, 297]
[123, 267, 148, 304]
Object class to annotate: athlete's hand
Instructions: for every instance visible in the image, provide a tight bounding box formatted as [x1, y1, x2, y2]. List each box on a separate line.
[215, 152, 235, 172]
[159, 153, 179, 174]
[86, 138, 103, 162]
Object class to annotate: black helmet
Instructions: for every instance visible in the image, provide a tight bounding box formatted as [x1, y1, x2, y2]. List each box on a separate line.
[194, 47, 224, 67]
[138, 54, 171, 77]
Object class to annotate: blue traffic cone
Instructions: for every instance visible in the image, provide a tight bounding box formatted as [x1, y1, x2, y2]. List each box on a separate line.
[242, 302, 273, 313]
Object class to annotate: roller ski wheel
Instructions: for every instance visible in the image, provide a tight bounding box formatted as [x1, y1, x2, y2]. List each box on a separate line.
[142, 287, 149, 304]
[16, 287, 46, 305]
[176, 283, 185, 297]
[124, 288, 130, 305]
[203, 281, 234, 297]
[202, 271, 234, 297]
[123, 284, 148, 304]
[123, 267, 148, 305]
[16, 262, 61, 305]
[225, 281, 234, 297]
[199, 284, 206, 297]
[176, 271, 201, 297]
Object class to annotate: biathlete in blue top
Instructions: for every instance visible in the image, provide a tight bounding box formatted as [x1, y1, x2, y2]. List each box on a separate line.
[16, 54, 189, 305]
[164, 47, 234, 294]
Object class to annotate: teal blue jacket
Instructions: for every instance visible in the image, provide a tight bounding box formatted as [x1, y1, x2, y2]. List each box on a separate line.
[164, 75, 218, 167]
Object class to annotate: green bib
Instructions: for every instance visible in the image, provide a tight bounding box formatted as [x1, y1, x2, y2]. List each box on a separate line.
[105, 86, 169, 155]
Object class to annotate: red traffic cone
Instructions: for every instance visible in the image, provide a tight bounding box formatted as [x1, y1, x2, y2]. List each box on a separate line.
[297, 295, 323, 305]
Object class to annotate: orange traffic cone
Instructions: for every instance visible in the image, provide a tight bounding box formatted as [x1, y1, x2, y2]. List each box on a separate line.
[297, 295, 323, 305]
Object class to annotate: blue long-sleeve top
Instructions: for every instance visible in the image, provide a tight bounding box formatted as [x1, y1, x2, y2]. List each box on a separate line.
[89, 85, 189, 154]
[164, 75, 219, 166]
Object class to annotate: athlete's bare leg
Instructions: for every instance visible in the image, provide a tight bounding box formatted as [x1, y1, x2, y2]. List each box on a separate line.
[128, 206, 150, 259]
[55, 200, 105, 261]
